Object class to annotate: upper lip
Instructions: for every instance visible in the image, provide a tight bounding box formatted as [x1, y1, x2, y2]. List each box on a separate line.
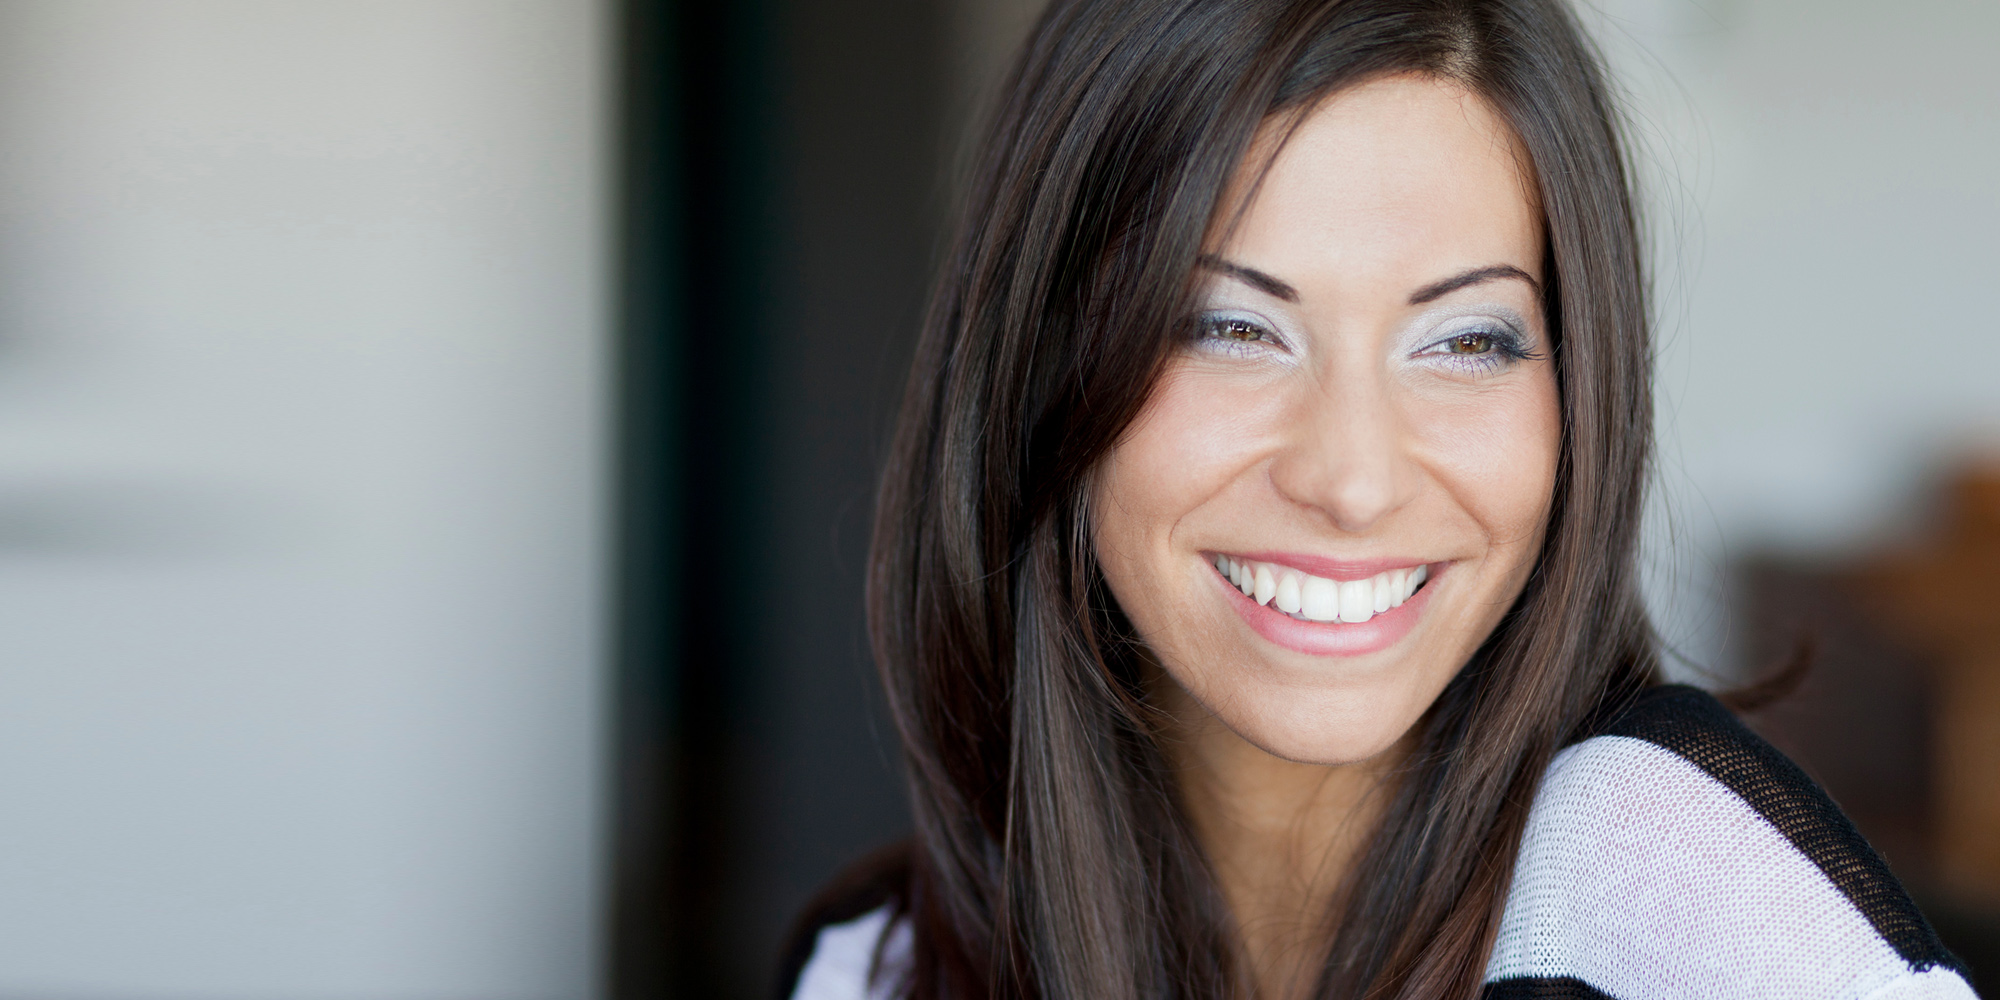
[1217, 551, 1434, 581]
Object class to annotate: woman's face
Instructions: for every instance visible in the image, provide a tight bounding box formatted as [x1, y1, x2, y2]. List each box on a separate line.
[1091, 74, 1560, 765]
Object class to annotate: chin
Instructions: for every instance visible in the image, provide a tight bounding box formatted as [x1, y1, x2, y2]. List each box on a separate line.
[1204, 680, 1420, 766]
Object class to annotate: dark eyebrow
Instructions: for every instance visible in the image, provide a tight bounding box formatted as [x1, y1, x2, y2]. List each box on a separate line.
[1197, 254, 1298, 303]
[1408, 264, 1539, 305]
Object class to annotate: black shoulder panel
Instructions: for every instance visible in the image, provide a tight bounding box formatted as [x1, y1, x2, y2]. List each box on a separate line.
[1599, 685, 1961, 974]
[1481, 976, 1617, 1000]
[771, 839, 914, 1000]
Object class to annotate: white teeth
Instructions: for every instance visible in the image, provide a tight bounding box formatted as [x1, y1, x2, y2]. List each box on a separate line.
[1338, 580, 1371, 623]
[1275, 572, 1302, 614]
[1301, 575, 1338, 621]
[1211, 554, 1433, 624]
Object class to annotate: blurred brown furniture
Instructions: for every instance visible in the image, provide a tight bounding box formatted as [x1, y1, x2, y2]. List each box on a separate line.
[1741, 464, 2000, 901]
[1851, 468, 2000, 897]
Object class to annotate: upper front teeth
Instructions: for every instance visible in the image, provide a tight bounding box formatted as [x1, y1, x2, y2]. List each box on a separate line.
[1213, 555, 1427, 625]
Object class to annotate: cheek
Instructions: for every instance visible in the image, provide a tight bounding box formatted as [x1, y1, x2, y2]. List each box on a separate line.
[1091, 367, 1287, 615]
[1409, 370, 1561, 551]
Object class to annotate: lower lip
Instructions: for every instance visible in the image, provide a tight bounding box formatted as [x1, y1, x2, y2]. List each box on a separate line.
[1219, 564, 1439, 657]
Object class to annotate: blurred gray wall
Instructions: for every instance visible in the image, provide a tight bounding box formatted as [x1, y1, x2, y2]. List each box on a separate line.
[1592, 0, 2000, 670]
[0, 3, 609, 998]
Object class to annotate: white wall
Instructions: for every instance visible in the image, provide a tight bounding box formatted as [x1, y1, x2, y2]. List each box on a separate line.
[1589, 0, 2000, 670]
[0, 3, 609, 998]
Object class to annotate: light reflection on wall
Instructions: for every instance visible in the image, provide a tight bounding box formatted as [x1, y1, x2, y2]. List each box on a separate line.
[0, 3, 608, 998]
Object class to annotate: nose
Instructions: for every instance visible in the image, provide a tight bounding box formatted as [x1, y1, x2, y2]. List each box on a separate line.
[1266, 369, 1420, 534]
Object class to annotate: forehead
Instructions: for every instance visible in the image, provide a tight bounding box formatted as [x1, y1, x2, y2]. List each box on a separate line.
[1215, 74, 1542, 287]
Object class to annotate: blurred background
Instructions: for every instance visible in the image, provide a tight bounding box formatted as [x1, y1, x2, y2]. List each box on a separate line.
[0, 1, 1989, 999]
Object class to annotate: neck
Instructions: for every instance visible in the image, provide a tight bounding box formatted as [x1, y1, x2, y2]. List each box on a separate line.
[1158, 686, 1403, 1000]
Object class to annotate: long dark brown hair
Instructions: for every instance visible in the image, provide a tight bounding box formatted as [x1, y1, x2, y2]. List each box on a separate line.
[866, 1, 1659, 996]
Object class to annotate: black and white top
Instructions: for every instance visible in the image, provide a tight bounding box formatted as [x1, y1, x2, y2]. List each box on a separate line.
[783, 686, 1978, 999]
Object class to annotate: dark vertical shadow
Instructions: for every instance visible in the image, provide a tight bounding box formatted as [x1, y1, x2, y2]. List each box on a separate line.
[616, 0, 775, 993]
[730, 0, 946, 988]
[613, 0, 946, 995]
[609, 0, 684, 995]
[664, 0, 775, 996]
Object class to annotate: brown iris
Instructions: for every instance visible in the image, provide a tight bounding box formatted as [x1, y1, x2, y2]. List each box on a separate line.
[1215, 319, 1263, 342]
[1447, 332, 1495, 354]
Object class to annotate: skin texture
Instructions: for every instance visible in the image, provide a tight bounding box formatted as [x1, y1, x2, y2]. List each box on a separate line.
[1089, 75, 1560, 997]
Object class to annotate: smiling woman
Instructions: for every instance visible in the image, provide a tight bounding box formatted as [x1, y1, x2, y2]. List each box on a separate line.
[778, 1, 1976, 999]
[1094, 77, 1559, 774]
[1090, 80, 1563, 994]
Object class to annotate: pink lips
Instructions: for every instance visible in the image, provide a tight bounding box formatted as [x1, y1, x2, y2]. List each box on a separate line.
[1216, 557, 1439, 657]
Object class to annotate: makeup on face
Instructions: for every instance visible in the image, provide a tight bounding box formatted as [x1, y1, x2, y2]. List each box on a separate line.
[1186, 267, 1544, 380]
[1088, 74, 1560, 765]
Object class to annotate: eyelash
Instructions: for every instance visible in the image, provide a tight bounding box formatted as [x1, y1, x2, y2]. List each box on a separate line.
[1414, 325, 1541, 374]
[1190, 314, 1280, 353]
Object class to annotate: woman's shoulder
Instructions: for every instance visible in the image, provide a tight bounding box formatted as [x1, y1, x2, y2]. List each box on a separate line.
[776, 840, 913, 1000]
[1484, 683, 1976, 999]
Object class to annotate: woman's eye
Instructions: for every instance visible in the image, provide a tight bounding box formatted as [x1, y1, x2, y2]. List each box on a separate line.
[1202, 317, 1270, 343]
[1413, 322, 1537, 374]
[1446, 332, 1495, 355]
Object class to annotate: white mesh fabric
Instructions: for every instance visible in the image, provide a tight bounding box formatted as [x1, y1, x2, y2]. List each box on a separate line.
[1485, 736, 1974, 999]
[792, 736, 1979, 999]
[791, 905, 909, 1000]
